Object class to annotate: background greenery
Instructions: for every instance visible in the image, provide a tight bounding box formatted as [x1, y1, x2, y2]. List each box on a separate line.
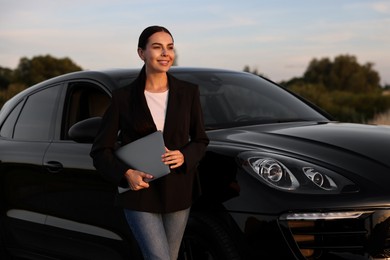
[1, 54, 390, 124]
[246, 54, 390, 124]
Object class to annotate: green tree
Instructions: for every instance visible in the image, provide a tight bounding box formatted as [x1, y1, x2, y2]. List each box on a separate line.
[282, 54, 390, 123]
[1, 55, 83, 109]
[14, 54, 82, 86]
[303, 54, 381, 92]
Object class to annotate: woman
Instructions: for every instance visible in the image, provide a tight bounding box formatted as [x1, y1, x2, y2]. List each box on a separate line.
[90, 25, 209, 260]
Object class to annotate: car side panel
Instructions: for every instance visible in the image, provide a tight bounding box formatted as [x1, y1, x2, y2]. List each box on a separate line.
[0, 139, 50, 255]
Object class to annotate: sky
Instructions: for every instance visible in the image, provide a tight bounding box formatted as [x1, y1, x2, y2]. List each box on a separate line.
[1, 0, 390, 84]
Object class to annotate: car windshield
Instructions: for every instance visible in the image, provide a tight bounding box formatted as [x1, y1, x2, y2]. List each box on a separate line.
[173, 71, 329, 129]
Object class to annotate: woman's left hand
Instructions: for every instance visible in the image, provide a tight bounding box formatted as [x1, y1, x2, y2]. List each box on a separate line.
[162, 148, 184, 169]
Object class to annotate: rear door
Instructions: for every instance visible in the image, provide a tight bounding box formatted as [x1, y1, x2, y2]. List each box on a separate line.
[0, 84, 63, 256]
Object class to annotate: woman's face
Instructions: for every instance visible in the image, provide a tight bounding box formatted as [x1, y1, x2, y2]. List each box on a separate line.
[138, 31, 175, 74]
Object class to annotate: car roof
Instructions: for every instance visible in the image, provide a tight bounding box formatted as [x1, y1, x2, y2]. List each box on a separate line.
[27, 67, 241, 89]
[10, 67, 244, 98]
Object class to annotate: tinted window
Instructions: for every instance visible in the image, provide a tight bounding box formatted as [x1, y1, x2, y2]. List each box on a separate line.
[62, 82, 110, 139]
[173, 71, 329, 129]
[14, 86, 60, 140]
[0, 101, 23, 138]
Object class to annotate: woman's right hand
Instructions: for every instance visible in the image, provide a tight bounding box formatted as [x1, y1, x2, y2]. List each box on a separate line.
[124, 169, 154, 190]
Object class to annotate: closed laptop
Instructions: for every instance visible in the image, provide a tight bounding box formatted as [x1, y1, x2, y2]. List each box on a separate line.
[115, 131, 170, 193]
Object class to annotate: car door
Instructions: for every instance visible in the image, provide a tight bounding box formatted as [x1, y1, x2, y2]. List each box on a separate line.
[0, 84, 63, 255]
[42, 80, 136, 259]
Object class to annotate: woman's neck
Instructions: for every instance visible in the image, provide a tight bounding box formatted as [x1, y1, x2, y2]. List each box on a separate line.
[145, 73, 168, 93]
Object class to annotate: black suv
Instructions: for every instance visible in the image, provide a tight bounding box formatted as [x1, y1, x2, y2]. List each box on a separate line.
[1, 67, 390, 259]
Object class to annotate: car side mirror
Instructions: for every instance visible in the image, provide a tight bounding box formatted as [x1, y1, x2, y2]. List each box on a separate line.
[68, 117, 102, 143]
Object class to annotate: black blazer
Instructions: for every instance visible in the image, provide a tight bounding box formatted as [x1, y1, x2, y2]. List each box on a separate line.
[90, 73, 209, 213]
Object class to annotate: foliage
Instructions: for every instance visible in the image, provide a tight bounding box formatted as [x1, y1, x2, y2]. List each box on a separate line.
[14, 54, 82, 86]
[0, 55, 83, 109]
[303, 54, 381, 92]
[0, 67, 14, 90]
[1, 53, 389, 124]
[289, 83, 390, 123]
[0, 83, 26, 109]
[277, 54, 390, 123]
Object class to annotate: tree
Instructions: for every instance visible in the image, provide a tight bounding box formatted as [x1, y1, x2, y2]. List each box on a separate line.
[283, 54, 390, 123]
[303, 54, 381, 92]
[0, 67, 13, 90]
[14, 54, 82, 86]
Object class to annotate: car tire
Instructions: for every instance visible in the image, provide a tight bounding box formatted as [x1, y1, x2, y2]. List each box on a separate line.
[180, 213, 242, 260]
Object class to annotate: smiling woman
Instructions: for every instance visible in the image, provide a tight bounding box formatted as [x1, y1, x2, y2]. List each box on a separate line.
[90, 25, 209, 260]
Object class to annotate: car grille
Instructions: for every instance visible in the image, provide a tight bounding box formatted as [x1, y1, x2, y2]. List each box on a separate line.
[279, 210, 390, 259]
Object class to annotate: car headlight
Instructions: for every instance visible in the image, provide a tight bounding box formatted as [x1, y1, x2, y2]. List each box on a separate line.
[238, 151, 358, 194]
[250, 158, 299, 190]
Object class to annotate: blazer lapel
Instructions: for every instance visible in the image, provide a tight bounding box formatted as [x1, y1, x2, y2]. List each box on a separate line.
[141, 92, 157, 131]
[130, 78, 157, 133]
[163, 75, 180, 136]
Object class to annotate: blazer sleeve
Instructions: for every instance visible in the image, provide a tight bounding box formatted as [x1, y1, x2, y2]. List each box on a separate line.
[90, 90, 129, 186]
[180, 85, 209, 173]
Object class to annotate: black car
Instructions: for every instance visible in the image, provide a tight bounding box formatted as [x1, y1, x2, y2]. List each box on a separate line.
[1, 67, 390, 260]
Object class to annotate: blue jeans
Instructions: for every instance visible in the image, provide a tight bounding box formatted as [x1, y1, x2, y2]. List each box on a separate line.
[124, 208, 190, 260]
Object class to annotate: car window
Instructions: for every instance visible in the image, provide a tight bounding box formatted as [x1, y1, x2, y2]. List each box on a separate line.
[0, 101, 23, 138]
[12, 85, 61, 140]
[173, 71, 328, 129]
[62, 82, 110, 139]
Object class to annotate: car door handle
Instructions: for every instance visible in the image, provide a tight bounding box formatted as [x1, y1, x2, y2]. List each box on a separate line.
[44, 161, 64, 173]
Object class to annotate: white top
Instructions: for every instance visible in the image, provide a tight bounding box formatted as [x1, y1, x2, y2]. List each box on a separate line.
[144, 90, 169, 132]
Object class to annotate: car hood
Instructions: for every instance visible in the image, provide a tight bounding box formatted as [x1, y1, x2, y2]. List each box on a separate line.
[208, 121, 390, 194]
[209, 121, 390, 174]
[271, 122, 390, 165]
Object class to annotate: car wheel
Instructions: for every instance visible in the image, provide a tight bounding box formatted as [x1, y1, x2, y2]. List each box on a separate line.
[180, 213, 242, 260]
